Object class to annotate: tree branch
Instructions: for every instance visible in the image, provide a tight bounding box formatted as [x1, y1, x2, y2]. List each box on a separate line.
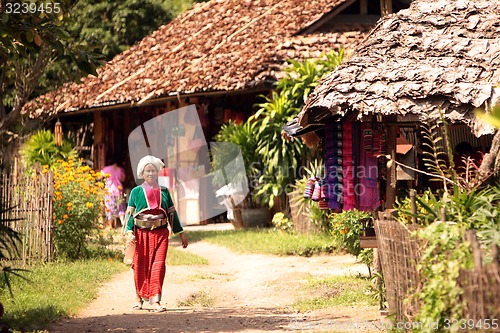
[479, 129, 500, 178]
[0, 44, 51, 131]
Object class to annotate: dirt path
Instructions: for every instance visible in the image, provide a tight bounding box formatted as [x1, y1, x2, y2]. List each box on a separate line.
[48, 236, 385, 333]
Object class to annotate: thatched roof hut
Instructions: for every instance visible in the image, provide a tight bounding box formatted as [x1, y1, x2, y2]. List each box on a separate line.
[296, 0, 500, 137]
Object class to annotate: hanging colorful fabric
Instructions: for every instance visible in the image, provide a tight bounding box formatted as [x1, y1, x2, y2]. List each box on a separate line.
[364, 128, 373, 152]
[303, 177, 315, 199]
[320, 178, 328, 202]
[319, 199, 329, 210]
[311, 178, 321, 201]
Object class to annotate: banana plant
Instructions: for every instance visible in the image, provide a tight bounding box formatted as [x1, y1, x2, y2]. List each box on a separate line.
[249, 49, 345, 208]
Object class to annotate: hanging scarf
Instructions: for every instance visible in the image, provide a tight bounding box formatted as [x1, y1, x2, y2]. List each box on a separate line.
[141, 183, 161, 209]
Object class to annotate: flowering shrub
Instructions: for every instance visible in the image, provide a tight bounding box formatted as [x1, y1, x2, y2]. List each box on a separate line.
[51, 157, 107, 259]
[271, 212, 294, 233]
[328, 209, 372, 257]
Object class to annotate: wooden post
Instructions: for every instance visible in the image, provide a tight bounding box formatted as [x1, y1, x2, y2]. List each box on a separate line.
[93, 111, 105, 170]
[385, 122, 397, 208]
[360, 0, 367, 15]
[380, 0, 393, 16]
[410, 189, 417, 224]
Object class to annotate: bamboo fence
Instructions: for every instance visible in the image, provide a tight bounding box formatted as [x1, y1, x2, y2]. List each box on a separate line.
[288, 191, 317, 234]
[0, 160, 54, 266]
[375, 212, 500, 331]
[374, 210, 423, 322]
[459, 231, 500, 325]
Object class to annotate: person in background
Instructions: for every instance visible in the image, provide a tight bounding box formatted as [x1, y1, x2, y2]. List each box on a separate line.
[101, 156, 127, 229]
[453, 141, 484, 176]
[125, 155, 188, 313]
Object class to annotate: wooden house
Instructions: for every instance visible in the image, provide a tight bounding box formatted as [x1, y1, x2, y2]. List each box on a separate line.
[24, 0, 413, 223]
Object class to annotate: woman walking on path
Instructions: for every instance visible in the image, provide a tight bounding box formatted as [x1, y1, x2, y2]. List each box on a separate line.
[125, 155, 188, 313]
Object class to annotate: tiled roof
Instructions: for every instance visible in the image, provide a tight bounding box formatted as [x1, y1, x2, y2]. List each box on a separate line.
[25, 0, 372, 118]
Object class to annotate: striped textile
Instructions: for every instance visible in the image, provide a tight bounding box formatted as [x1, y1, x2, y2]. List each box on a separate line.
[132, 227, 170, 304]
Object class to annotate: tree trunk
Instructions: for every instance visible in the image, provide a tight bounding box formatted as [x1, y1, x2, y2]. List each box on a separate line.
[479, 130, 500, 178]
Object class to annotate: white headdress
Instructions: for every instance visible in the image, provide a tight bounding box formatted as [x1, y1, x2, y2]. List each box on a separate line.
[137, 155, 165, 179]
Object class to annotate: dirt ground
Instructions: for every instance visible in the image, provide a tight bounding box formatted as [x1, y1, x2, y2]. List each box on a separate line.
[48, 225, 387, 333]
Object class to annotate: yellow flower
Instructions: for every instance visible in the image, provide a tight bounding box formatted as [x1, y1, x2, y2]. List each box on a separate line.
[63, 214, 69, 219]
[67, 202, 73, 207]
[86, 202, 93, 208]
[58, 220, 64, 225]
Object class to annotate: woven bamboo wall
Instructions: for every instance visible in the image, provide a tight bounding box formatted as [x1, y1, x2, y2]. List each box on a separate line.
[374, 210, 423, 322]
[0, 160, 54, 266]
[288, 191, 317, 234]
[459, 231, 500, 324]
[376, 212, 500, 330]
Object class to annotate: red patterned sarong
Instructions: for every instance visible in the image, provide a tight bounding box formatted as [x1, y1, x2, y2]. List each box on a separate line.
[132, 227, 169, 304]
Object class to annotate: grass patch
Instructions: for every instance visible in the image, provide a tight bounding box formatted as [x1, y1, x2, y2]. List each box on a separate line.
[185, 272, 216, 281]
[176, 289, 215, 307]
[167, 246, 208, 265]
[293, 275, 377, 311]
[185, 229, 339, 256]
[0, 259, 127, 332]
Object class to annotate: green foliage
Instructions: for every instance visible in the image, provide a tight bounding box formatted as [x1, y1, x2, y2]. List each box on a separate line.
[213, 120, 259, 180]
[366, 271, 388, 310]
[0, 260, 126, 331]
[309, 202, 331, 232]
[289, 159, 324, 217]
[420, 116, 457, 192]
[395, 189, 441, 226]
[163, 0, 198, 16]
[176, 289, 215, 307]
[271, 212, 294, 233]
[293, 274, 376, 311]
[413, 223, 473, 333]
[0, 0, 100, 133]
[475, 103, 500, 128]
[167, 247, 209, 265]
[52, 157, 108, 260]
[40, 0, 175, 91]
[393, 116, 500, 332]
[186, 229, 339, 257]
[251, 90, 304, 208]
[276, 49, 345, 103]
[0, 207, 28, 300]
[20, 129, 76, 169]
[328, 210, 372, 257]
[212, 120, 260, 207]
[358, 249, 374, 272]
[249, 49, 345, 208]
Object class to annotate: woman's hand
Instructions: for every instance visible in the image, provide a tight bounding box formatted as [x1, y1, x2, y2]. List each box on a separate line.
[179, 233, 188, 248]
[126, 232, 136, 247]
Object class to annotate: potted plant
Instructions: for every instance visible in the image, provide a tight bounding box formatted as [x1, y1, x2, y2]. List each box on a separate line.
[212, 121, 270, 228]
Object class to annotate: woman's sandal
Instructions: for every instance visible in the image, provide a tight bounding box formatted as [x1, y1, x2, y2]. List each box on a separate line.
[150, 305, 167, 313]
[132, 301, 143, 310]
